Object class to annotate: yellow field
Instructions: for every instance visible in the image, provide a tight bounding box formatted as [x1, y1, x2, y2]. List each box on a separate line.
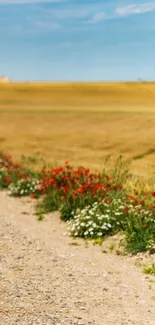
[0, 82, 155, 176]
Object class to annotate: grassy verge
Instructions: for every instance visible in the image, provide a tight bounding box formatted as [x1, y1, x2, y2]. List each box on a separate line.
[0, 151, 155, 255]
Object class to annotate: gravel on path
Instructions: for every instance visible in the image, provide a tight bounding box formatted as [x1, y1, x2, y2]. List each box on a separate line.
[0, 191, 155, 325]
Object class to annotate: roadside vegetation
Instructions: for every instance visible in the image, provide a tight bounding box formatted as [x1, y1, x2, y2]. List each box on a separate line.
[1, 151, 155, 255]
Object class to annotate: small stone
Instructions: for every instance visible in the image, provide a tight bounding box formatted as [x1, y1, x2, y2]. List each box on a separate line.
[139, 300, 145, 305]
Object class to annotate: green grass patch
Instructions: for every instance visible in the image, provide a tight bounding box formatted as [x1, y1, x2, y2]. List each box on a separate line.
[143, 264, 155, 276]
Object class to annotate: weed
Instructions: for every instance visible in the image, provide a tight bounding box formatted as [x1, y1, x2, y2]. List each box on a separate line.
[124, 215, 155, 254]
[37, 214, 45, 221]
[93, 237, 104, 246]
[143, 264, 155, 276]
[69, 242, 80, 246]
[109, 242, 116, 252]
[36, 191, 61, 214]
[84, 240, 89, 248]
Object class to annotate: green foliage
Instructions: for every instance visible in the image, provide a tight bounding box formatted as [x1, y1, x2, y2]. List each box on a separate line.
[60, 192, 97, 221]
[143, 264, 155, 276]
[1, 151, 155, 256]
[37, 214, 45, 221]
[67, 199, 128, 239]
[8, 179, 40, 197]
[93, 237, 104, 246]
[124, 214, 155, 254]
[68, 242, 80, 246]
[0, 168, 9, 188]
[36, 190, 61, 214]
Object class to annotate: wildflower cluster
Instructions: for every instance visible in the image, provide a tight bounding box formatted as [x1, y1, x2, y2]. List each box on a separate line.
[0, 167, 9, 188]
[68, 201, 118, 239]
[0, 152, 40, 197]
[35, 162, 126, 220]
[67, 199, 155, 239]
[0, 152, 21, 170]
[39, 163, 117, 197]
[8, 179, 40, 197]
[1, 152, 155, 254]
[0, 152, 22, 188]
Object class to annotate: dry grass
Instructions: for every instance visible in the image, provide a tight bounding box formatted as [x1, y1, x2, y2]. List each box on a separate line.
[0, 82, 155, 176]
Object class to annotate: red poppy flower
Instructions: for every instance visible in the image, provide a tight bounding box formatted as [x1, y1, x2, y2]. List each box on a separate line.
[4, 176, 11, 184]
[104, 198, 111, 204]
[84, 168, 90, 175]
[105, 175, 110, 181]
[49, 178, 54, 185]
[124, 206, 130, 212]
[30, 193, 36, 199]
[152, 192, 155, 197]
[63, 186, 69, 193]
[77, 187, 84, 193]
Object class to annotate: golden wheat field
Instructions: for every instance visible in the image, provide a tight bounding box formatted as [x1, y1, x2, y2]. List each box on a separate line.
[0, 81, 155, 176]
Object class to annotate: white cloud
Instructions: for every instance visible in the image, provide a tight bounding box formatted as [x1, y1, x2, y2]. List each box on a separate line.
[42, 3, 106, 20]
[88, 12, 106, 24]
[116, 2, 155, 17]
[86, 1, 155, 25]
[35, 20, 61, 30]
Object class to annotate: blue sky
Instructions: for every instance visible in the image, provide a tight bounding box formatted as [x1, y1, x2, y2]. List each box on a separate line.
[0, 0, 155, 81]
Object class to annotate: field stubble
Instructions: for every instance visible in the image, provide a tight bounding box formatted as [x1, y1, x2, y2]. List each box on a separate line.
[0, 82, 155, 176]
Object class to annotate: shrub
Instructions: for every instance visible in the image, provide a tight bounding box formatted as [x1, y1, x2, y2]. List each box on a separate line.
[143, 264, 155, 275]
[8, 179, 40, 197]
[0, 167, 11, 188]
[67, 198, 129, 239]
[36, 190, 61, 214]
[124, 209, 155, 254]
[36, 161, 127, 219]
[67, 198, 155, 254]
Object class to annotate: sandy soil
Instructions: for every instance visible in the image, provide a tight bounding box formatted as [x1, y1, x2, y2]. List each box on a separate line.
[0, 191, 155, 325]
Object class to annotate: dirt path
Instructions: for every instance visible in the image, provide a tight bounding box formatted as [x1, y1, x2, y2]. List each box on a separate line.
[0, 191, 155, 325]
